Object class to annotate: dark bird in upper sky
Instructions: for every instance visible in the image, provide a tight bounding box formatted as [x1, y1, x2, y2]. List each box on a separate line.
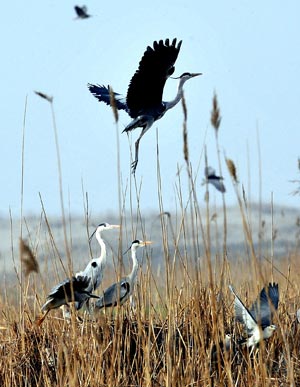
[229, 283, 279, 348]
[203, 166, 226, 193]
[74, 5, 91, 19]
[88, 38, 201, 174]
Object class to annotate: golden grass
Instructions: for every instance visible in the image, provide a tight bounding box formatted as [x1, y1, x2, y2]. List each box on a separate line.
[2, 93, 300, 387]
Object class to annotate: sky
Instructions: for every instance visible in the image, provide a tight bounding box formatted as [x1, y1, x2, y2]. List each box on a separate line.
[1, 0, 300, 218]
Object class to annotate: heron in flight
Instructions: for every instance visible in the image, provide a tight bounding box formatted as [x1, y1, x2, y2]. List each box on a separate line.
[94, 240, 151, 310]
[88, 38, 201, 174]
[229, 283, 279, 348]
[74, 5, 91, 19]
[203, 166, 226, 193]
[37, 222, 119, 325]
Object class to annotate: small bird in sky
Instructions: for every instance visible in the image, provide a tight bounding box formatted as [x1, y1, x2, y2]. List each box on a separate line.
[203, 166, 226, 193]
[229, 283, 279, 348]
[74, 5, 91, 19]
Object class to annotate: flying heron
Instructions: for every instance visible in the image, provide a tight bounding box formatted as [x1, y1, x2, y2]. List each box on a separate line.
[88, 38, 201, 174]
[203, 166, 226, 193]
[229, 283, 279, 348]
[94, 240, 151, 310]
[38, 222, 119, 324]
[74, 5, 91, 19]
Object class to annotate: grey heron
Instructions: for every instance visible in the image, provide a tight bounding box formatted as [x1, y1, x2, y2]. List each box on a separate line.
[203, 166, 226, 193]
[76, 222, 120, 294]
[74, 5, 91, 19]
[37, 276, 101, 326]
[88, 38, 201, 174]
[94, 240, 151, 310]
[229, 283, 279, 347]
[38, 222, 119, 324]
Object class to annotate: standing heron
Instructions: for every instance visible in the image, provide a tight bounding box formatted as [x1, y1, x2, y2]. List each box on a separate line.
[74, 5, 91, 19]
[94, 240, 151, 310]
[37, 276, 101, 326]
[229, 283, 279, 347]
[76, 222, 120, 295]
[203, 166, 226, 193]
[38, 222, 119, 325]
[88, 38, 201, 174]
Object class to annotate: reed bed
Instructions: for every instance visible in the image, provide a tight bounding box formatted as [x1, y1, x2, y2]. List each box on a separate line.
[1, 94, 300, 387]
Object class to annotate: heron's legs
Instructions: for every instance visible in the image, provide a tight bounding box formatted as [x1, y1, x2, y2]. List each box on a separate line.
[131, 120, 153, 174]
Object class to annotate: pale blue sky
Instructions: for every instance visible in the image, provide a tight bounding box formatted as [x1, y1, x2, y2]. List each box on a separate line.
[1, 1, 300, 217]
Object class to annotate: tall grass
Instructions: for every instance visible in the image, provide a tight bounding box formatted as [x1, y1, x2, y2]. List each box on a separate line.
[0, 94, 299, 387]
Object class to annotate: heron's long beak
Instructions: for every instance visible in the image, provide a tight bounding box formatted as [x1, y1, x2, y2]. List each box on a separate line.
[141, 241, 152, 246]
[111, 225, 121, 229]
[88, 229, 97, 243]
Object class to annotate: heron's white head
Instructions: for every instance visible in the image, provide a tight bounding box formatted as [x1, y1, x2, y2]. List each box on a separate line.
[89, 222, 120, 242]
[123, 240, 152, 254]
[171, 72, 202, 82]
[263, 324, 277, 339]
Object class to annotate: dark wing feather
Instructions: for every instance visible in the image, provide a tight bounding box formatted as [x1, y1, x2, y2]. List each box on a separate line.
[47, 276, 90, 300]
[250, 283, 279, 328]
[126, 38, 182, 118]
[88, 84, 128, 112]
[74, 6, 84, 17]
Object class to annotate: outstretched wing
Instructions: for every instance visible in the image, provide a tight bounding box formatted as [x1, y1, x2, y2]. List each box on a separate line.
[88, 84, 128, 112]
[250, 283, 279, 328]
[229, 285, 257, 334]
[126, 38, 182, 118]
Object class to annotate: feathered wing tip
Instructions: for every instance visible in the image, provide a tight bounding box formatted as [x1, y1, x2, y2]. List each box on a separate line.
[87, 84, 128, 112]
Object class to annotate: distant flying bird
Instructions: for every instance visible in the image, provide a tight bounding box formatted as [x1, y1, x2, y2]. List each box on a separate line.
[74, 5, 91, 19]
[88, 38, 201, 174]
[229, 283, 279, 348]
[37, 276, 101, 326]
[203, 166, 226, 193]
[94, 240, 151, 310]
[34, 90, 53, 103]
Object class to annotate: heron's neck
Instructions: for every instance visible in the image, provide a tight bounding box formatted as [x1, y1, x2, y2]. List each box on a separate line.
[165, 78, 186, 110]
[96, 231, 107, 265]
[129, 248, 139, 284]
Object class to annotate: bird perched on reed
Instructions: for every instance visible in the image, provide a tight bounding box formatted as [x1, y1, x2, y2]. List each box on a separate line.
[88, 38, 201, 174]
[94, 240, 151, 310]
[229, 283, 279, 348]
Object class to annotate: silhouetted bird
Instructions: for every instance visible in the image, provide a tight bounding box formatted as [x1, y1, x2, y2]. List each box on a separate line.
[74, 5, 91, 19]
